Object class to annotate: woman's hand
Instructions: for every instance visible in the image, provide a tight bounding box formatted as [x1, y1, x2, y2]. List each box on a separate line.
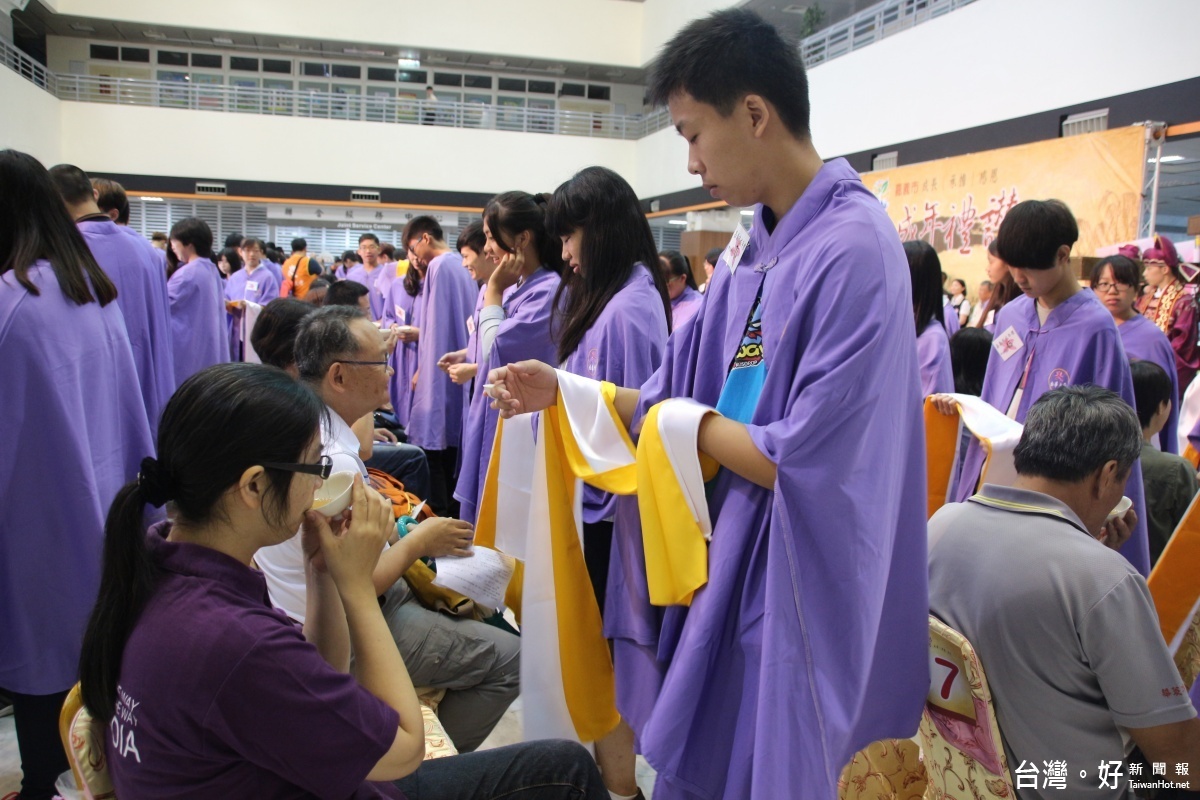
[406, 517, 475, 559]
[318, 475, 393, 595]
[448, 363, 478, 385]
[486, 360, 558, 418]
[373, 427, 398, 444]
[397, 326, 420, 344]
[488, 250, 525, 295]
[929, 394, 959, 416]
[438, 349, 466, 373]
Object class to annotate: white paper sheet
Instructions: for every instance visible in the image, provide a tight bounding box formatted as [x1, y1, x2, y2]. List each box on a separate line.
[432, 546, 516, 608]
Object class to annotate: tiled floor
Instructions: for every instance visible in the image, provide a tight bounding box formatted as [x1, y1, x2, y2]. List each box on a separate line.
[0, 699, 657, 798]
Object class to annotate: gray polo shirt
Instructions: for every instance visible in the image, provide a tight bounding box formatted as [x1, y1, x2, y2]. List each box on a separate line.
[928, 484, 1195, 799]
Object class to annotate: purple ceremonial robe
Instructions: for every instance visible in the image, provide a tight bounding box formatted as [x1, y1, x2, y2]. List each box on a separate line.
[78, 218, 175, 437]
[622, 159, 929, 800]
[346, 263, 385, 320]
[916, 318, 955, 397]
[406, 252, 477, 450]
[168, 257, 229, 388]
[459, 285, 488, 455]
[224, 264, 281, 360]
[1118, 313, 1180, 453]
[943, 300, 961, 336]
[953, 291, 1152, 575]
[564, 264, 668, 523]
[453, 268, 561, 524]
[261, 259, 284, 286]
[669, 286, 703, 331]
[0, 262, 154, 694]
[374, 260, 399, 309]
[384, 281, 421, 429]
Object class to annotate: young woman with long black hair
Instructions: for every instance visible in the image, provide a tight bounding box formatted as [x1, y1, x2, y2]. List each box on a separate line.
[545, 165, 672, 800]
[904, 240, 954, 396]
[0, 149, 152, 800]
[78, 363, 607, 798]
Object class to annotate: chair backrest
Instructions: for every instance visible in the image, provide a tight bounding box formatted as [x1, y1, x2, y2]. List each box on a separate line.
[918, 616, 1014, 800]
[58, 683, 117, 799]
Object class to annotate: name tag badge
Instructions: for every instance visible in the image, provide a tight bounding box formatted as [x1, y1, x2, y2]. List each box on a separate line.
[466, 315, 476, 335]
[245, 280, 259, 293]
[993, 325, 1024, 361]
[395, 307, 407, 325]
[723, 225, 751, 275]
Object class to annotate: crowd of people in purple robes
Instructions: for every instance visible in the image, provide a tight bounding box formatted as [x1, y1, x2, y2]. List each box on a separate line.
[3, 6, 1199, 800]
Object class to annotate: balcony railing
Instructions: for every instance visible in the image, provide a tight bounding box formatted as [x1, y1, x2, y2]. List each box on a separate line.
[1, 0, 973, 140]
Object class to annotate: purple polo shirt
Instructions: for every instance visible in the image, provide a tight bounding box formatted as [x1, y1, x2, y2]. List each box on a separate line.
[107, 524, 405, 799]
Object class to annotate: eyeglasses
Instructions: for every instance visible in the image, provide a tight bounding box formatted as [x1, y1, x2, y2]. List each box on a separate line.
[337, 359, 390, 369]
[261, 454, 333, 479]
[1093, 281, 1132, 293]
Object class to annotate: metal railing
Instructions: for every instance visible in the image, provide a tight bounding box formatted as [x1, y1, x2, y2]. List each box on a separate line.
[1, 0, 974, 140]
[801, 0, 977, 67]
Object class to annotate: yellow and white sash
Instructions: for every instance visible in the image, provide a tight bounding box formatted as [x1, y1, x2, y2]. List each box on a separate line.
[637, 399, 720, 606]
[925, 394, 1024, 516]
[242, 300, 264, 363]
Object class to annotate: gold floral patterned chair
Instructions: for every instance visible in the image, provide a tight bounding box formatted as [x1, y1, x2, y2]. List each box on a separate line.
[59, 683, 458, 797]
[838, 738, 927, 800]
[918, 616, 1014, 800]
[1174, 608, 1200, 691]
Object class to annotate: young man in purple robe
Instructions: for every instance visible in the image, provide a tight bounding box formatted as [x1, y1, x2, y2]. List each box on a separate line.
[941, 200, 1151, 576]
[51, 164, 176, 436]
[225, 237, 281, 360]
[167, 217, 229, 387]
[486, 11, 929, 798]
[346, 232, 386, 320]
[453, 192, 563, 525]
[0, 150, 154, 800]
[400, 216, 478, 517]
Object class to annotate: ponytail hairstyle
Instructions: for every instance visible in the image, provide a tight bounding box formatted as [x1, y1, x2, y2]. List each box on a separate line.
[545, 166, 671, 363]
[0, 149, 117, 306]
[483, 190, 564, 276]
[79, 363, 325, 722]
[903, 240, 946, 335]
[659, 250, 699, 290]
[167, 217, 216, 279]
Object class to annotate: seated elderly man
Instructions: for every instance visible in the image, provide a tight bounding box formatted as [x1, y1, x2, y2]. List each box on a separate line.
[256, 305, 520, 752]
[929, 385, 1198, 798]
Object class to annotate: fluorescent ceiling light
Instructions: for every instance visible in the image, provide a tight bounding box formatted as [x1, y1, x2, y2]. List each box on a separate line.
[1148, 155, 1186, 163]
[70, 22, 95, 32]
[140, 196, 165, 202]
[488, 59, 507, 67]
[278, 42, 301, 50]
[212, 36, 234, 45]
[741, 209, 754, 216]
[142, 31, 167, 40]
[668, 219, 688, 226]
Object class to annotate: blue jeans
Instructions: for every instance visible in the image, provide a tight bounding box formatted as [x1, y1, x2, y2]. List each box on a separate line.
[394, 740, 608, 799]
[367, 442, 430, 500]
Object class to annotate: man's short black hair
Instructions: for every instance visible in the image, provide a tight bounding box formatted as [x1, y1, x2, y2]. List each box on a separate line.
[225, 232, 244, 249]
[1130, 359, 1173, 430]
[705, 247, 723, 267]
[325, 280, 370, 308]
[290, 237, 306, 252]
[91, 177, 129, 223]
[648, 8, 810, 139]
[358, 232, 380, 246]
[402, 215, 444, 246]
[995, 199, 1078, 270]
[47, 163, 94, 205]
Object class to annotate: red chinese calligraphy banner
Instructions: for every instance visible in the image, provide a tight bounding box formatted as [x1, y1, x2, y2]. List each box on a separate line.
[861, 126, 1145, 289]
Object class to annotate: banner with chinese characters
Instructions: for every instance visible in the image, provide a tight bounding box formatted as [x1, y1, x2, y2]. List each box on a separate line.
[861, 126, 1146, 289]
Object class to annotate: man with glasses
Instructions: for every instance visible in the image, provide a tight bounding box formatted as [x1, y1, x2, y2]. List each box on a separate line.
[255, 305, 520, 752]
[346, 232, 387, 321]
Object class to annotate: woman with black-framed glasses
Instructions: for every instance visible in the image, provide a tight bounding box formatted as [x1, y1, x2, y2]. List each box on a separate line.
[78, 362, 606, 799]
[1091, 253, 1180, 452]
